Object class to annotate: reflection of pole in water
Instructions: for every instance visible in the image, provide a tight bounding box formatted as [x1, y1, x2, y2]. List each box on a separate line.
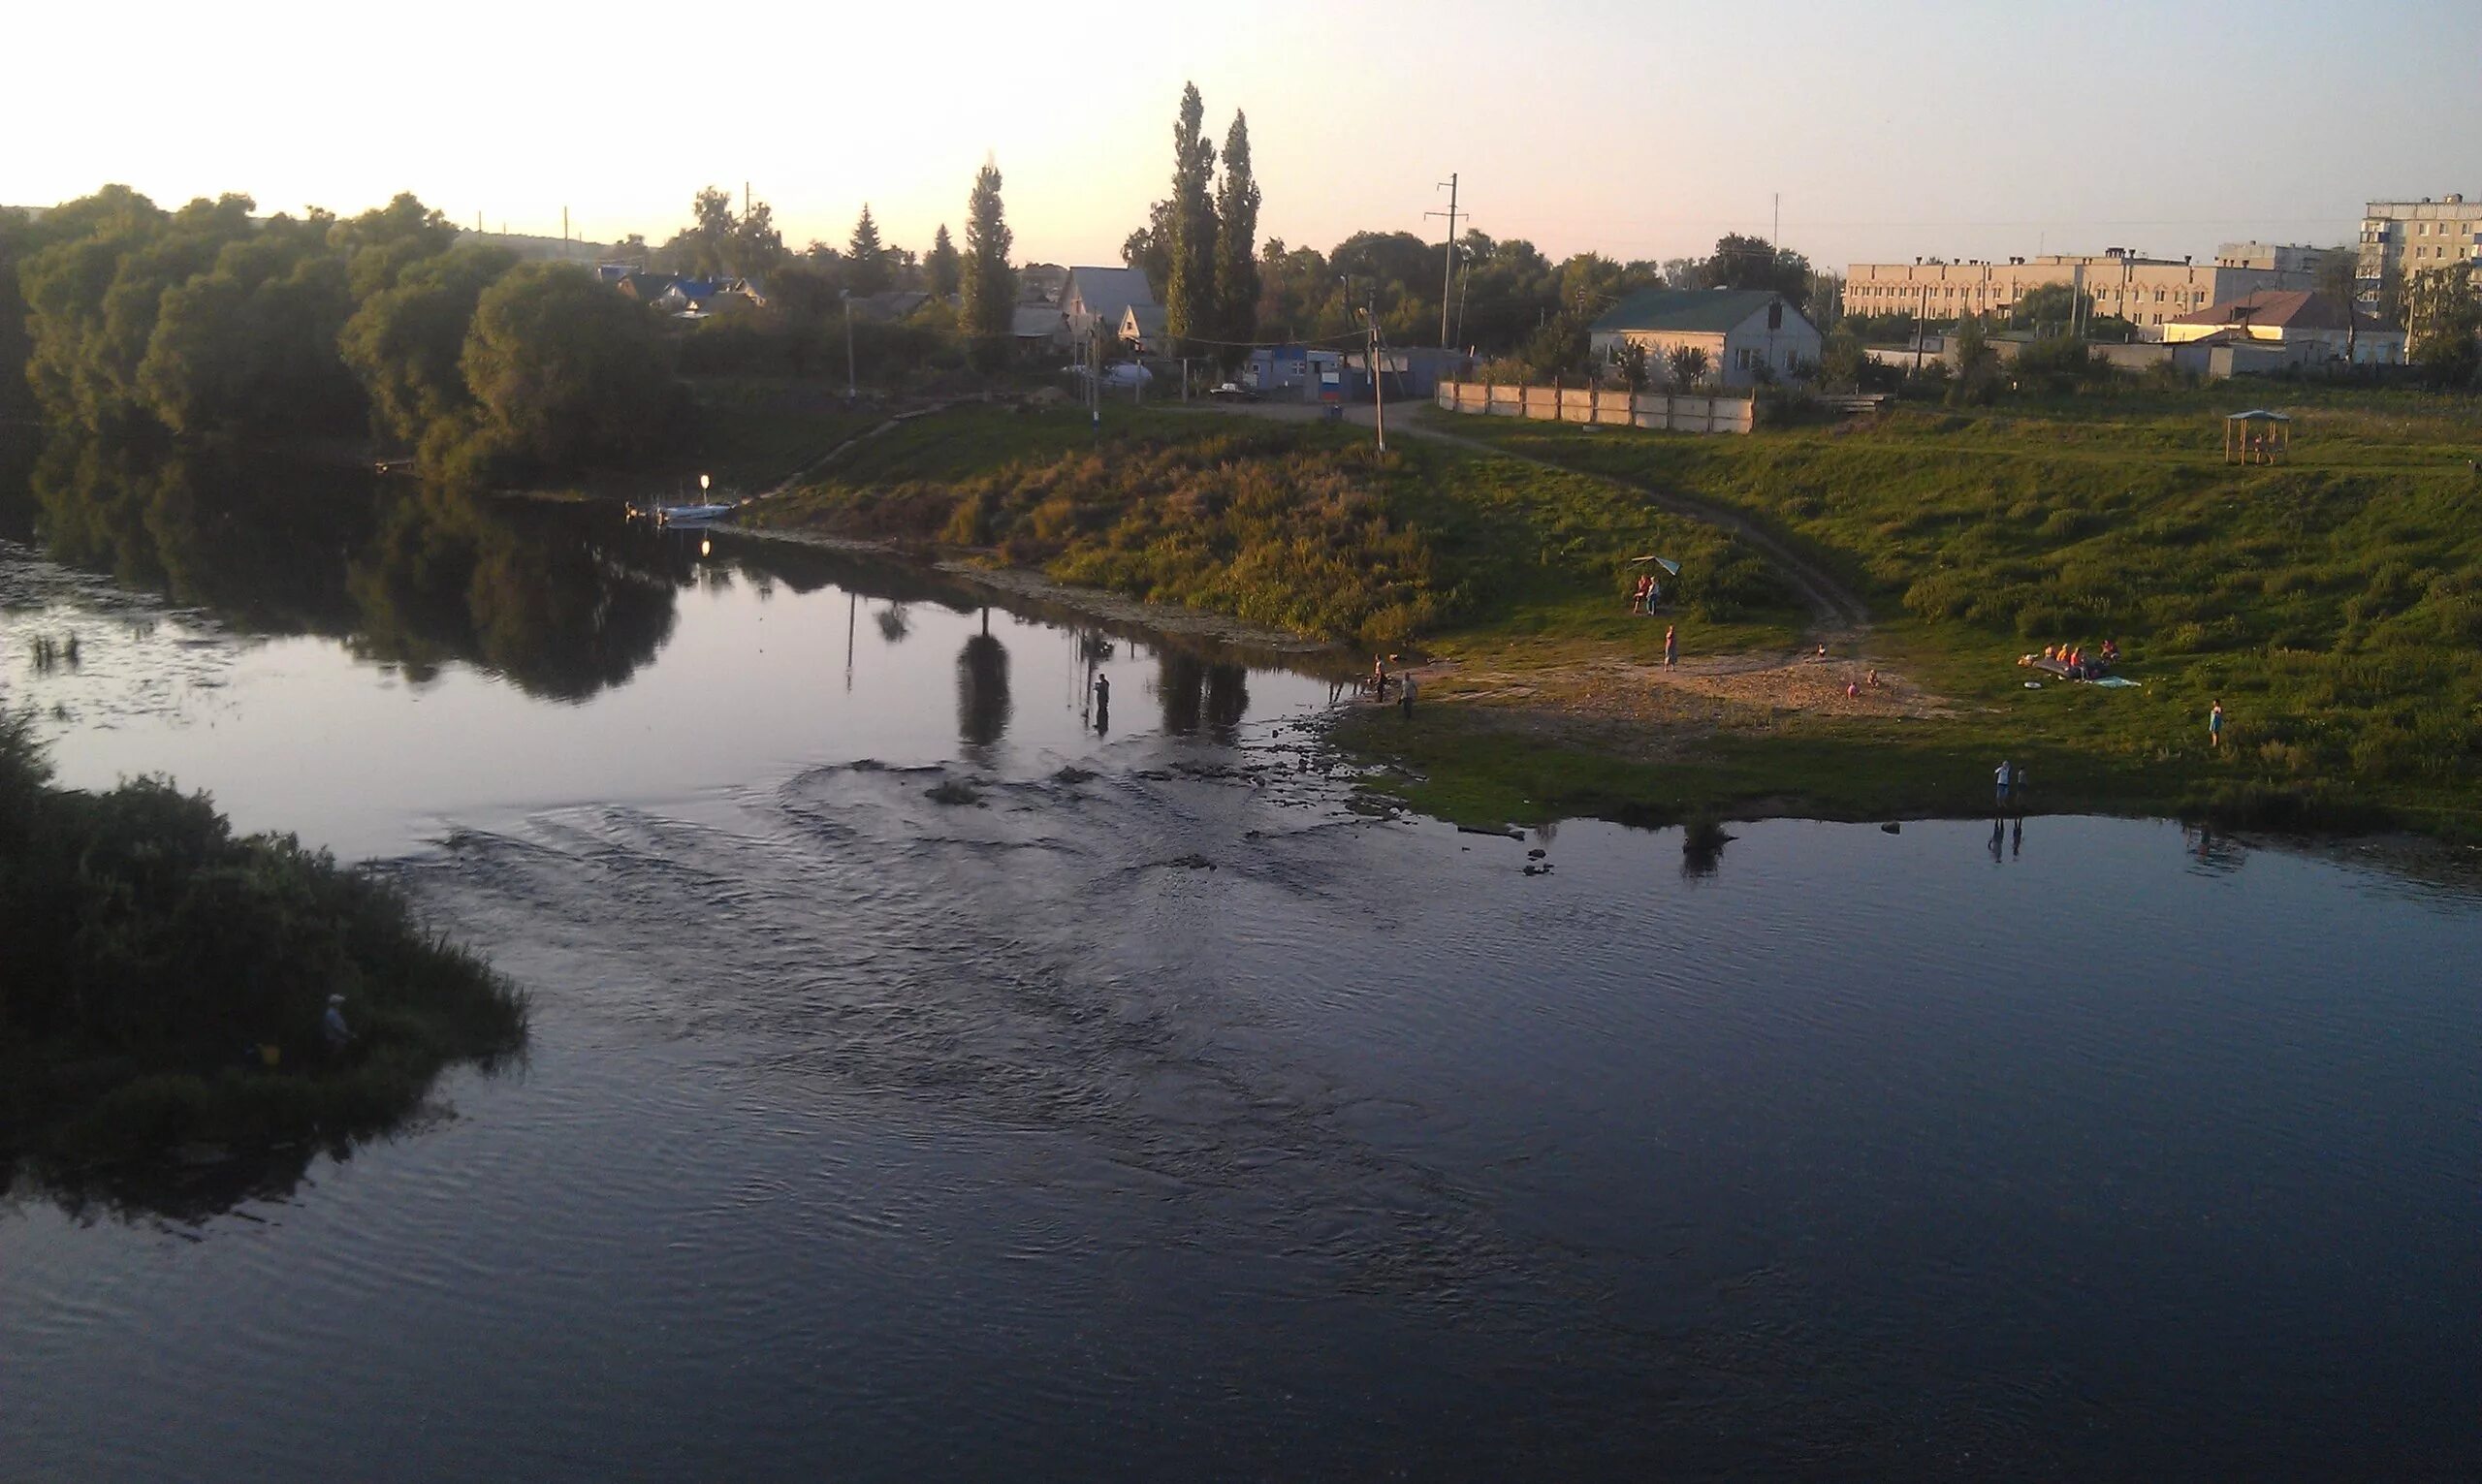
[844, 591, 856, 692]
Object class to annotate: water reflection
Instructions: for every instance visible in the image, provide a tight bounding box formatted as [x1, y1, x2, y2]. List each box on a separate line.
[27, 432, 686, 701]
[956, 612, 1011, 749]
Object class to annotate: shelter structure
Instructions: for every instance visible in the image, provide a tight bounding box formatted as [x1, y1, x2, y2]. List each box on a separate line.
[2224, 409, 2291, 465]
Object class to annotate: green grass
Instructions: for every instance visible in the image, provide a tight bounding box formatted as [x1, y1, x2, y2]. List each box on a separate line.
[674, 377, 889, 493]
[1422, 391, 2482, 834]
[756, 403, 1810, 647]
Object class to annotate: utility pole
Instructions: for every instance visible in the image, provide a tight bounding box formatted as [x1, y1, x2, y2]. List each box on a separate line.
[1426, 173, 1463, 348]
[1366, 295, 1386, 454]
[840, 290, 856, 402]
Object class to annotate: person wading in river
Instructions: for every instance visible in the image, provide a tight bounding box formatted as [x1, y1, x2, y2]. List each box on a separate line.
[1399, 671, 1417, 720]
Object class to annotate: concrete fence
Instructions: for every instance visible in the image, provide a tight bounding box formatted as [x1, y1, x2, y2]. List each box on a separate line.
[1434, 380, 1755, 435]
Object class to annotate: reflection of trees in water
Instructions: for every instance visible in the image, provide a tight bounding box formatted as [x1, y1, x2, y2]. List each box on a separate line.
[1155, 651, 1253, 739]
[1156, 649, 1204, 735]
[1204, 662, 1250, 741]
[347, 484, 679, 700]
[957, 616, 1011, 747]
[875, 603, 910, 644]
[22, 427, 683, 702]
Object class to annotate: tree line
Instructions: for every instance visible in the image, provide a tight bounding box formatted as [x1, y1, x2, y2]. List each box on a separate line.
[2, 187, 676, 476]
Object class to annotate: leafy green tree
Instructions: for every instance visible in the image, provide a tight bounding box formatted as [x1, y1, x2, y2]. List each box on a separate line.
[1123, 199, 1177, 301]
[1608, 339, 1649, 391]
[1667, 344, 1708, 391]
[2009, 281, 2088, 332]
[1213, 111, 1261, 360]
[1817, 328, 1866, 391]
[1163, 83, 1220, 355]
[17, 190, 277, 432]
[338, 245, 518, 444]
[454, 263, 675, 473]
[1948, 315, 2001, 405]
[2405, 263, 2479, 388]
[925, 225, 961, 300]
[331, 192, 459, 302]
[1704, 234, 1810, 300]
[961, 162, 1015, 371]
[846, 205, 890, 296]
[138, 215, 359, 436]
[2315, 246, 2364, 363]
[729, 199, 785, 283]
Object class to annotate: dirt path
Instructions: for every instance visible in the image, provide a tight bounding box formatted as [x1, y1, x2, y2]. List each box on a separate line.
[1182, 396, 1873, 640]
[1378, 412, 1872, 639]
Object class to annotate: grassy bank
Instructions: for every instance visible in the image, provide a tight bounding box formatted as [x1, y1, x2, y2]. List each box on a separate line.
[1417, 391, 2482, 837]
[0, 713, 527, 1195]
[753, 403, 1807, 648]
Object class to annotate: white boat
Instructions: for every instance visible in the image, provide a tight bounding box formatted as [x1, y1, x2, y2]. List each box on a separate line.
[654, 502, 735, 525]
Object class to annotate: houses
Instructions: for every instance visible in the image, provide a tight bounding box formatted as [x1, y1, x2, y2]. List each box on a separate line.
[1588, 289, 1822, 388]
[1120, 302, 1167, 356]
[2162, 290, 2405, 365]
[1059, 267, 1159, 355]
[1012, 303, 1066, 358]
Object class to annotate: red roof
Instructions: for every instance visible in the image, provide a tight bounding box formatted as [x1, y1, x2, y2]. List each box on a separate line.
[2167, 290, 2383, 333]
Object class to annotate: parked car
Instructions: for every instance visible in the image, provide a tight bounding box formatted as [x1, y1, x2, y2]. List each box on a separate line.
[1209, 382, 1259, 401]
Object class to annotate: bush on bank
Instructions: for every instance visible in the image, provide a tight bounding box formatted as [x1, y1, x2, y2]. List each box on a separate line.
[0, 712, 527, 1176]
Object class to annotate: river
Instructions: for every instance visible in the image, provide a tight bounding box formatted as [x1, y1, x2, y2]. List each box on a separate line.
[2, 448, 2476, 1481]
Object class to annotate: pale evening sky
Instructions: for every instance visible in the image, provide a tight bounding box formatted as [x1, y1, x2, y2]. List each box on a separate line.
[8, 0, 2477, 272]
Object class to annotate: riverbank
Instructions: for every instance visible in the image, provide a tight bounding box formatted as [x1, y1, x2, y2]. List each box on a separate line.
[719, 389, 2482, 840]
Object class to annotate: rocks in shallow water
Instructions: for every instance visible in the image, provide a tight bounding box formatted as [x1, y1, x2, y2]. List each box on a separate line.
[1166, 853, 1216, 870]
[1527, 848, 1547, 860]
[1881, 822, 1901, 834]
[1051, 766, 1098, 786]
[926, 779, 983, 806]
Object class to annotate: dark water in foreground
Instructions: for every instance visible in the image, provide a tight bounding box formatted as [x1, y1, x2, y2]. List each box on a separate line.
[2, 456, 2477, 1480]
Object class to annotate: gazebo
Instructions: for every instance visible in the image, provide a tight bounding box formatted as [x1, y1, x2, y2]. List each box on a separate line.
[2224, 409, 2291, 465]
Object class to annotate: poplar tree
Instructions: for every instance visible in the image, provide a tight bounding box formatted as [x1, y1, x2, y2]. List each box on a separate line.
[1163, 82, 1219, 357]
[961, 162, 1015, 371]
[1213, 111, 1262, 360]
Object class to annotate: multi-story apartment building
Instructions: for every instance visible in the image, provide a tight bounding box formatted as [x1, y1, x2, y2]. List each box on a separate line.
[2357, 196, 2482, 289]
[1841, 249, 2316, 331]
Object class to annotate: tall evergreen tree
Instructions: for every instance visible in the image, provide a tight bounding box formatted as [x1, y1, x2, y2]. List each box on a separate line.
[925, 225, 961, 300]
[1163, 82, 1219, 356]
[846, 205, 889, 296]
[1212, 110, 1262, 360]
[961, 162, 1015, 371]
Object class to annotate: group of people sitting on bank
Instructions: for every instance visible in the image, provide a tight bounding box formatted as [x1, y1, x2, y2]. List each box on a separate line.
[1628, 573, 1666, 614]
[2019, 638, 2119, 679]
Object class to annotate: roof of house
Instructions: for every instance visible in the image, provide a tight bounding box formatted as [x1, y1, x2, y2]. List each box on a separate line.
[1123, 303, 1167, 336]
[2169, 289, 2384, 333]
[1064, 266, 1157, 321]
[1590, 288, 1794, 336]
[1011, 304, 1065, 338]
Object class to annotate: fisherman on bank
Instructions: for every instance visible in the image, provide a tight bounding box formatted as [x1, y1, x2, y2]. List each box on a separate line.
[323, 994, 353, 1055]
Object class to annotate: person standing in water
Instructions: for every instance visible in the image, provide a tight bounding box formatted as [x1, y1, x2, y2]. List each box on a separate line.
[1663, 624, 1678, 667]
[1093, 671, 1111, 734]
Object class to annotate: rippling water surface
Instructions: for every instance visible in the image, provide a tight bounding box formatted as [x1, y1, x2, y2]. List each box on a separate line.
[2, 464, 2477, 1481]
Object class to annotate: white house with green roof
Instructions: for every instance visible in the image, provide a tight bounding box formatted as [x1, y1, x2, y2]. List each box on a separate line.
[1587, 288, 1821, 388]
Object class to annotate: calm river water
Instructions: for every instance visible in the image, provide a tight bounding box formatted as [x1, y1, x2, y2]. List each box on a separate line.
[2, 450, 2476, 1481]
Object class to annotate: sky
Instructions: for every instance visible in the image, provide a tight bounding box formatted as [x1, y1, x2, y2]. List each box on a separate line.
[8, 0, 2478, 272]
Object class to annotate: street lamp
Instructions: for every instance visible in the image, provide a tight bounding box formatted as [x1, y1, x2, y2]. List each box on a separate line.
[839, 289, 856, 403]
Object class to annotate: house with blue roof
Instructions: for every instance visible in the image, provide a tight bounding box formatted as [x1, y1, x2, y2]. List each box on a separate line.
[1587, 288, 1821, 389]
